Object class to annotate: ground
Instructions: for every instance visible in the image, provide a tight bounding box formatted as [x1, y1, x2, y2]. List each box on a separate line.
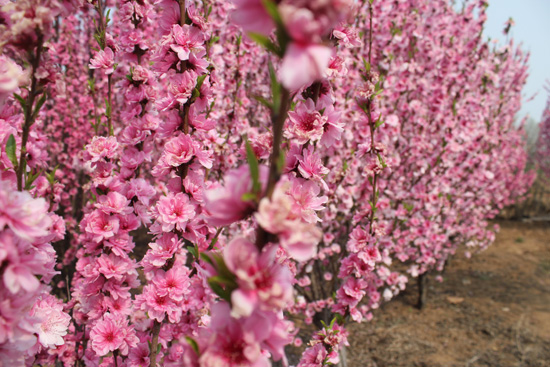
[346, 220, 550, 367]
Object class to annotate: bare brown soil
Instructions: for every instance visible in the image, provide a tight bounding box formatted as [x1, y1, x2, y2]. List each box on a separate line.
[346, 220, 550, 367]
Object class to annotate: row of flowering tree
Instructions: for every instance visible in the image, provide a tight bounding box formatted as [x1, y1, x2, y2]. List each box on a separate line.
[0, 0, 534, 366]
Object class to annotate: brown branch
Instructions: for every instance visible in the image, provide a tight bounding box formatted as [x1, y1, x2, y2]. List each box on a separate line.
[17, 36, 44, 191]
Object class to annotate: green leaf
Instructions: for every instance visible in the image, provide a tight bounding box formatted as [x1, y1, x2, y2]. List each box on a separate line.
[253, 95, 273, 110]
[212, 254, 236, 281]
[25, 169, 42, 190]
[276, 149, 286, 174]
[46, 165, 59, 185]
[245, 140, 261, 194]
[209, 229, 222, 250]
[104, 97, 111, 118]
[452, 99, 457, 116]
[207, 277, 232, 302]
[13, 94, 27, 114]
[208, 275, 237, 287]
[377, 153, 387, 168]
[187, 245, 198, 259]
[196, 74, 208, 91]
[200, 253, 214, 266]
[260, 0, 290, 53]
[374, 113, 385, 129]
[185, 337, 200, 356]
[261, 0, 283, 26]
[6, 134, 17, 167]
[88, 78, 96, 91]
[208, 35, 220, 46]
[32, 93, 47, 121]
[362, 58, 371, 73]
[248, 32, 281, 56]
[241, 192, 258, 202]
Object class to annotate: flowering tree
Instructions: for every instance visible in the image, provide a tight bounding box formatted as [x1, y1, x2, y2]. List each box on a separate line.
[0, 0, 533, 366]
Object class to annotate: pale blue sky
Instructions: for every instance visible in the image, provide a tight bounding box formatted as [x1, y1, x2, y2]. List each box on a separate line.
[483, 0, 550, 121]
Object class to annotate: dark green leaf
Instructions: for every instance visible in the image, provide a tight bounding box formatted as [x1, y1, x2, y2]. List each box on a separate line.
[342, 160, 349, 173]
[261, 0, 283, 25]
[196, 74, 208, 90]
[32, 93, 47, 121]
[14, 94, 27, 114]
[200, 253, 214, 266]
[207, 277, 232, 302]
[253, 95, 273, 109]
[104, 97, 111, 118]
[245, 140, 261, 194]
[212, 254, 236, 282]
[185, 337, 200, 356]
[187, 245, 198, 259]
[247, 32, 280, 56]
[6, 134, 17, 167]
[241, 192, 258, 201]
[276, 149, 286, 174]
[377, 153, 387, 168]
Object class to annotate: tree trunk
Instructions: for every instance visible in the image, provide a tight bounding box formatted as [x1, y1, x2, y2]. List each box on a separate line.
[338, 344, 348, 367]
[417, 273, 428, 309]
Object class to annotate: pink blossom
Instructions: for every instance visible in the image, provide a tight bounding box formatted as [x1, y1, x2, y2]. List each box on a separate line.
[128, 343, 150, 367]
[90, 315, 125, 356]
[0, 180, 51, 242]
[96, 253, 136, 281]
[141, 233, 182, 270]
[224, 238, 293, 318]
[204, 165, 268, 226]
[296, 146, 329, 190]
[3, 261, 40, 294]
[96, 192, 132, 215]
[85, 136, 119, 163]
[255, 182, 293, 235]
[30, 295, 70, 348]
[155, 192, 196, 232]
[199, 303, 270, 367]
[164, 134, 197, 167]
[230, 0, 274, 35]
[333, 26, 362, 48]
[279, 222, 322, 262]
[286, 99, 327, 144]
[167, 70, 197, 106]
[84, 210, 120, 243]
[136, 284, 181, 323]
[89, 47, 115, 74]
[152, 267, 191, 302]
[90, 313, 138, 356]
[255, 181, 322, 261]
[319, 104, 344, 148]
[297, 343, 328, 367]
[170, 24, 205, 61]
[285, 177, 327, 223]
[280, 43, 332, 91]
[0, 55, 26, 104]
